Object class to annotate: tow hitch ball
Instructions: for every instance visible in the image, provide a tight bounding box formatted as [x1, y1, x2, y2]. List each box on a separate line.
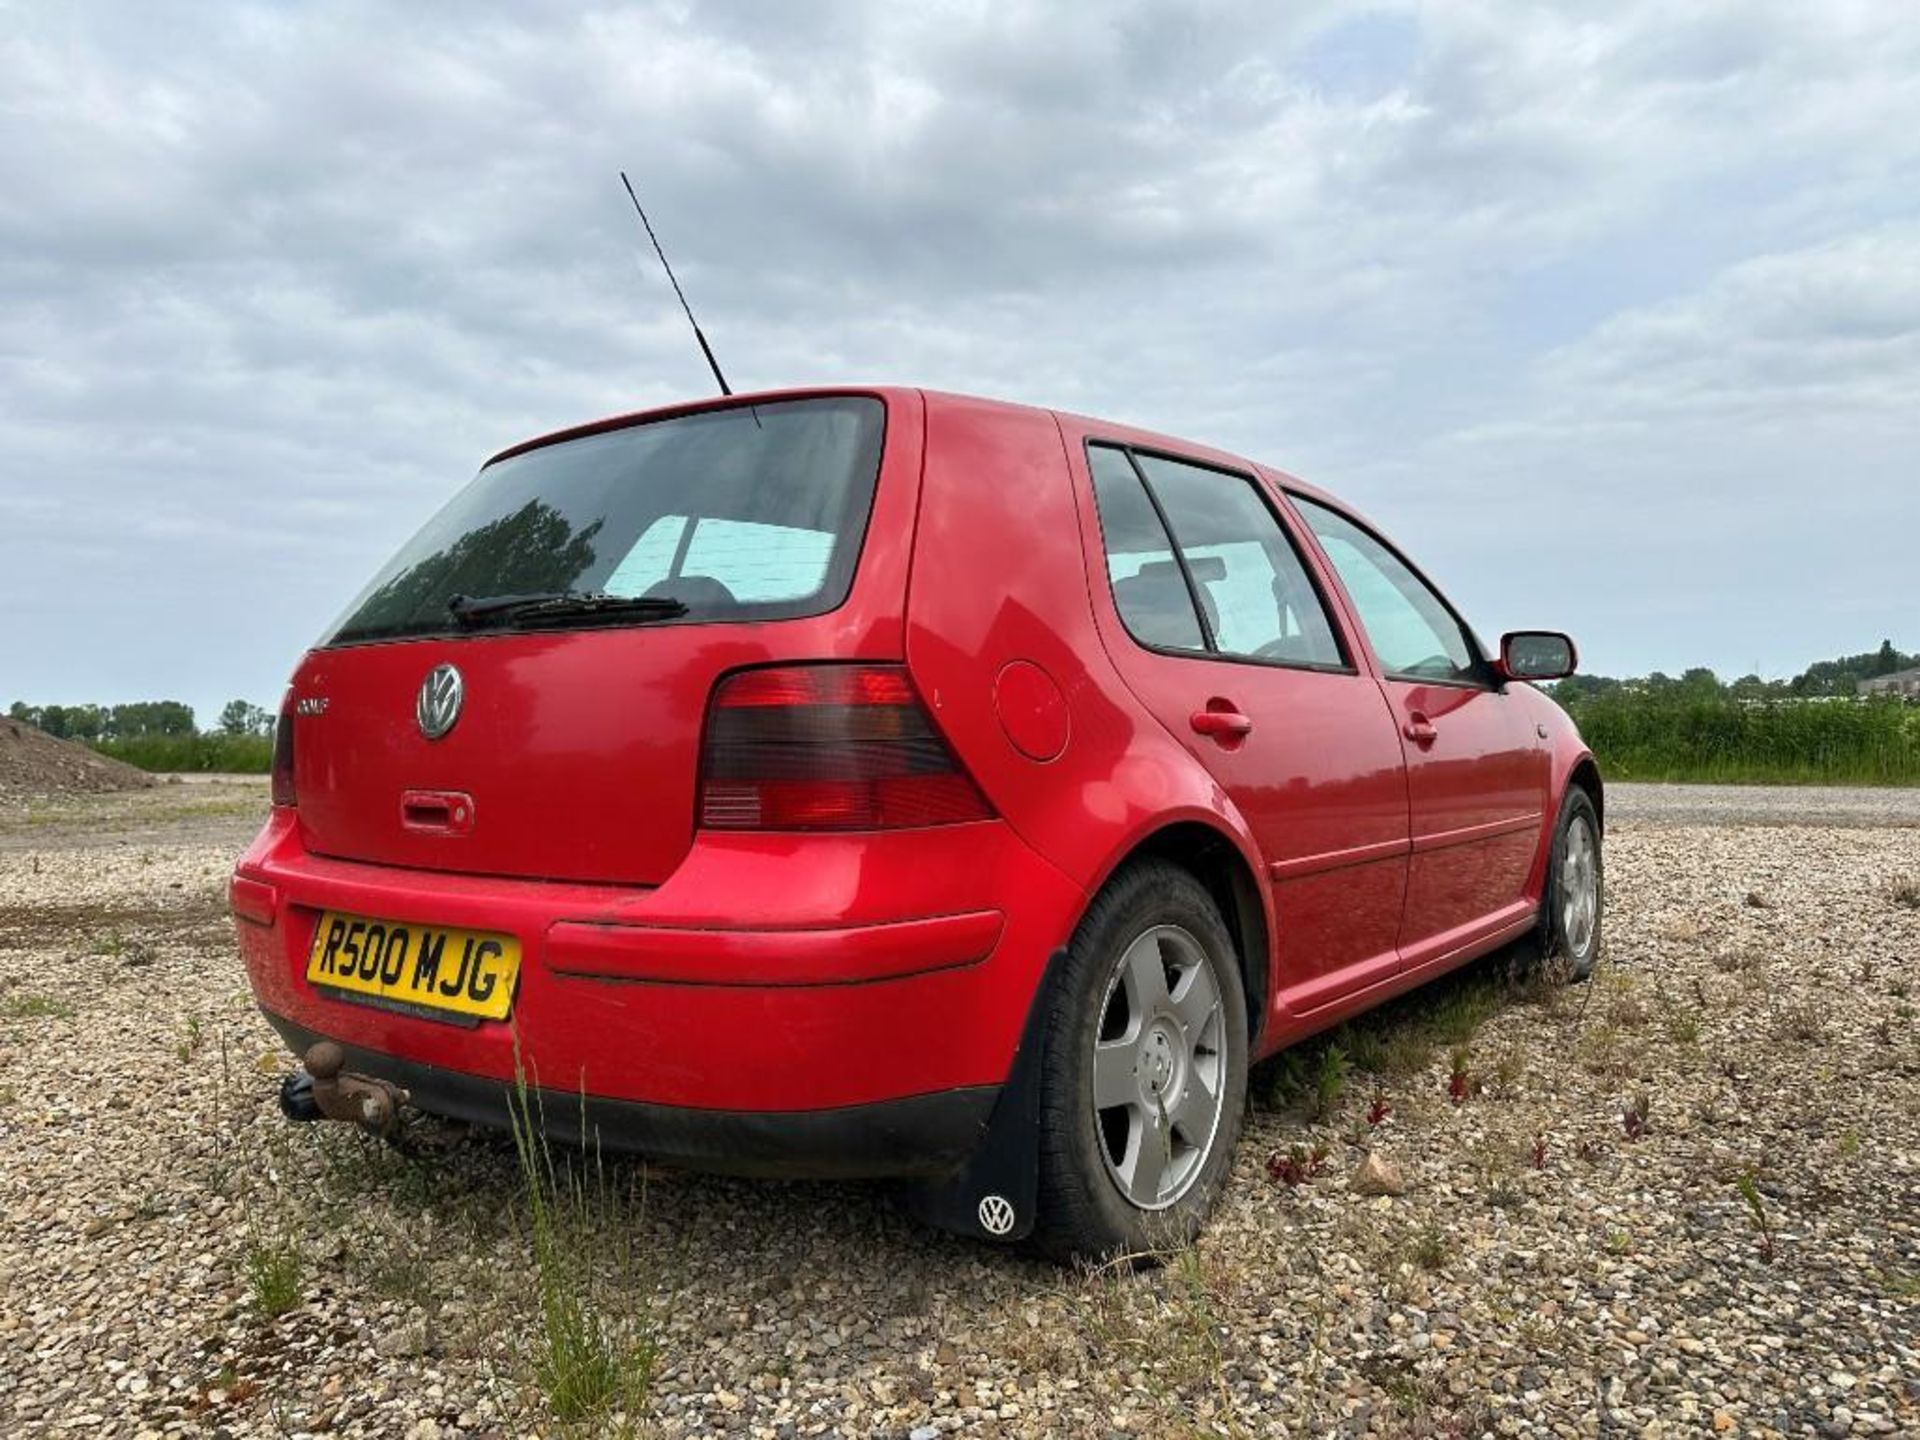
[279, 1042, 410, 1138]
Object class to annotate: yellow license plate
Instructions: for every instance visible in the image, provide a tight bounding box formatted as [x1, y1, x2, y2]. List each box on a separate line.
[307, 911, 520, 1022]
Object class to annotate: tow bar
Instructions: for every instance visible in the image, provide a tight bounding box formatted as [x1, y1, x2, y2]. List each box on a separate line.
[279, 1041, 411, 1139]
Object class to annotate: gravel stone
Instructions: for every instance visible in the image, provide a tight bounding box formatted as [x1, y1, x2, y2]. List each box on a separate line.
[1349, 1151, 1409, 1197]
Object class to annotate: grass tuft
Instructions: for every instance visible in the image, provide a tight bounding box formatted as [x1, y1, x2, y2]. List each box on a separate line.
[509, 1073, 657, 1426]
[1734, 1168, 1777, 1264]
[1774, 1001, 1827, 1045]
[1410, 1227, 1449, 1271]
[244, 1238, 304, 1318]
[3, 993, 75, 1021]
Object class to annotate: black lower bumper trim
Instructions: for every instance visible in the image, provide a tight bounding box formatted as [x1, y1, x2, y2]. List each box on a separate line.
[262, 1011, 997, 1180]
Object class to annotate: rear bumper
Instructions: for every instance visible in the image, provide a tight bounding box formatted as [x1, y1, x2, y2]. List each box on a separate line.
[233, 809, 1087, 1128]
[263, 1010, 997, 1178]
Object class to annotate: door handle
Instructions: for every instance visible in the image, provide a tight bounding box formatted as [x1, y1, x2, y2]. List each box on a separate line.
[1190, 705, 1253, 743]
[1402, 713, 1437, 746]
[401, 790, 476, 835]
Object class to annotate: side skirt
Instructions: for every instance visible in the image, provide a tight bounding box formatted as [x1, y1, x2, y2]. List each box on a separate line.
[1258, 903, 1539, 1059]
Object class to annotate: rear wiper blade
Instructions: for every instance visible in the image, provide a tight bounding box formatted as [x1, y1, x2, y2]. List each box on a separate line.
[446, 590, 688, 628]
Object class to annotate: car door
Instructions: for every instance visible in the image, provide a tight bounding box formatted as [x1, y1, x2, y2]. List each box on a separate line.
[1287, 494, 1548, 963]
[1078, 442, 1412, 1018]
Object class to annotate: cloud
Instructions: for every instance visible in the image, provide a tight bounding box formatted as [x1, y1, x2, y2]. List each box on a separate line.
[1539, 227, 1920, 416]
[1, 0, 1917, 718]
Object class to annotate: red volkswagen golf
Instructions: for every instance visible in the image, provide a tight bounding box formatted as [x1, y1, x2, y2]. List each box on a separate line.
[233, 387, 1602, 1257]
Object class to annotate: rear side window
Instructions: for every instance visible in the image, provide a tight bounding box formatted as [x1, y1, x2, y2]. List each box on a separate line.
[1291, 495, 1482, 684]
[323, 397, 885, 645]
[1087, 445, 1345, 669]
[1087, 446, 1206, 651]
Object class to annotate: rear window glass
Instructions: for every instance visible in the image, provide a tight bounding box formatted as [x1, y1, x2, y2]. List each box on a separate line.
[322, 397, 885, 645]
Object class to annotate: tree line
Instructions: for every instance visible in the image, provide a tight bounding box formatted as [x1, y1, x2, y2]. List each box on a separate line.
[1552, 639, 1917, 704]
[7, 698, 274, 742]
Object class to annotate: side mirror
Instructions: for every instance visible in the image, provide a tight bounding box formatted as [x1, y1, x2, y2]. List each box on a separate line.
[1496, 630, 1577, 682]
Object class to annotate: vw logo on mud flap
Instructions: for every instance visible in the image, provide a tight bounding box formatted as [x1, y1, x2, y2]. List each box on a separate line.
[977, 1194, 1016, 1237]
[416, 664, 465, 741]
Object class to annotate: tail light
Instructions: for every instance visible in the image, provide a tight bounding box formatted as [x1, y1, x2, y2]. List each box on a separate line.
[699, 665, 993, 831]
[270, 694, 297, 808]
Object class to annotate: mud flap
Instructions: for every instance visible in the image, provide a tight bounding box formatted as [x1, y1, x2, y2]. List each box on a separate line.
[898, 947, 1065, 1245]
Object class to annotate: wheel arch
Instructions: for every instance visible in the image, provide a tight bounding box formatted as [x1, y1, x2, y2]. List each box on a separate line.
[1086, 818, 1272, 1051]
[1566, 754, 1604, 832]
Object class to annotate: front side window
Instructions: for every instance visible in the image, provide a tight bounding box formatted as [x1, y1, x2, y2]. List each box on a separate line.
[323, 397, 884, 645]
[1087, 445, 1346, 668]
[1291, 496, 1482, 684]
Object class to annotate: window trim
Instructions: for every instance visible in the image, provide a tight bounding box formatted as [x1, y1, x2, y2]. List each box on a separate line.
[1283, 490, 1496, 691]
[1084, 439, 1358, 677]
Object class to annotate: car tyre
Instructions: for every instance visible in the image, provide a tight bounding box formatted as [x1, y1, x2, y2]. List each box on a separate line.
[1543, 787, 1603, 982]
[1029, 860, 1248, 1263]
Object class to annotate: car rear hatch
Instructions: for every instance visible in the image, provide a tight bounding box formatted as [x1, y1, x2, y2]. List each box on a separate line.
[285, 391, 923, 887]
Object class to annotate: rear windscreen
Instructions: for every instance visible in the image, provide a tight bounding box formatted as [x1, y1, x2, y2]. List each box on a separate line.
[322, 396, 886, 646]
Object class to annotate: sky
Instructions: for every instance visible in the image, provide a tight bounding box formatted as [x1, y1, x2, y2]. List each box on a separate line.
[2, 0, 1917, 724]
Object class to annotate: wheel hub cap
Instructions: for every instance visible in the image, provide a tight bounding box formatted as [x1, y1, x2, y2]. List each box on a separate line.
[1140, 1025, 1181, 1100]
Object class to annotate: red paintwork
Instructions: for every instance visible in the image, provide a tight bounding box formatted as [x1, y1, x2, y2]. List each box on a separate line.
[235, 385, 1595, 1133]
[545, 909, 1004, 985]
[991, 661, 1071, 762]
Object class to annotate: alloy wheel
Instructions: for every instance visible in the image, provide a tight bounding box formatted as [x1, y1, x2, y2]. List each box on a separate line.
[1090, 924, 1227, 1211]
[1562, 813, 1599, 958]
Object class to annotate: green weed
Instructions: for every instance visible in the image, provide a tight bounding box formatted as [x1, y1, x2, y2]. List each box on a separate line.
[244, 1238, 304, 1318]
[1410, 1227, 1449, 1271]
[1734, 1168, 1777, 1264]
[1312, 1044, 1350, 1121]
[3, 993, 74, 1021]
[510, 1078, 657, 1426]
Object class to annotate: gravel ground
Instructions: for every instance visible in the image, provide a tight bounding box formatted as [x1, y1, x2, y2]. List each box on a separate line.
[1609, 784, 1920, 830]
[1, 787, 1916, 1438]
[0, 776, 267, 853]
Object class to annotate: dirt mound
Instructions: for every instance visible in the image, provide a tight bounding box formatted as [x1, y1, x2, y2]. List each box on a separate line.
[0, 718, 158, 798]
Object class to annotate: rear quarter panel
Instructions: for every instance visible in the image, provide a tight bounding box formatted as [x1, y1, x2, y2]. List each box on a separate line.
[903, 392, 1269, 948]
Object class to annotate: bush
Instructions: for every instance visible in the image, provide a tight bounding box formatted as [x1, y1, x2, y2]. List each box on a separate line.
[1561, 696, 1920, 785]
[89, 733, 273, 774]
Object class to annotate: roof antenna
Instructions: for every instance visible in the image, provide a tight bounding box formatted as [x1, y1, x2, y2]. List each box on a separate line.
[619, 170, 732, 396]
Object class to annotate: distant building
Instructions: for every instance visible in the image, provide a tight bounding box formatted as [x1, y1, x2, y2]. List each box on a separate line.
[1858, 666, 1920, 698]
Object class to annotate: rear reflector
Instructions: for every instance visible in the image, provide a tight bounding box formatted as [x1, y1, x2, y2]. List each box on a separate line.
[699, 665, 993, 831]
[270, 695, 296, 808]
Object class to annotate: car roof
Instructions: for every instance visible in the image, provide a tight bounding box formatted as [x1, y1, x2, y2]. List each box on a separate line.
[484, 384, 1345, 511]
